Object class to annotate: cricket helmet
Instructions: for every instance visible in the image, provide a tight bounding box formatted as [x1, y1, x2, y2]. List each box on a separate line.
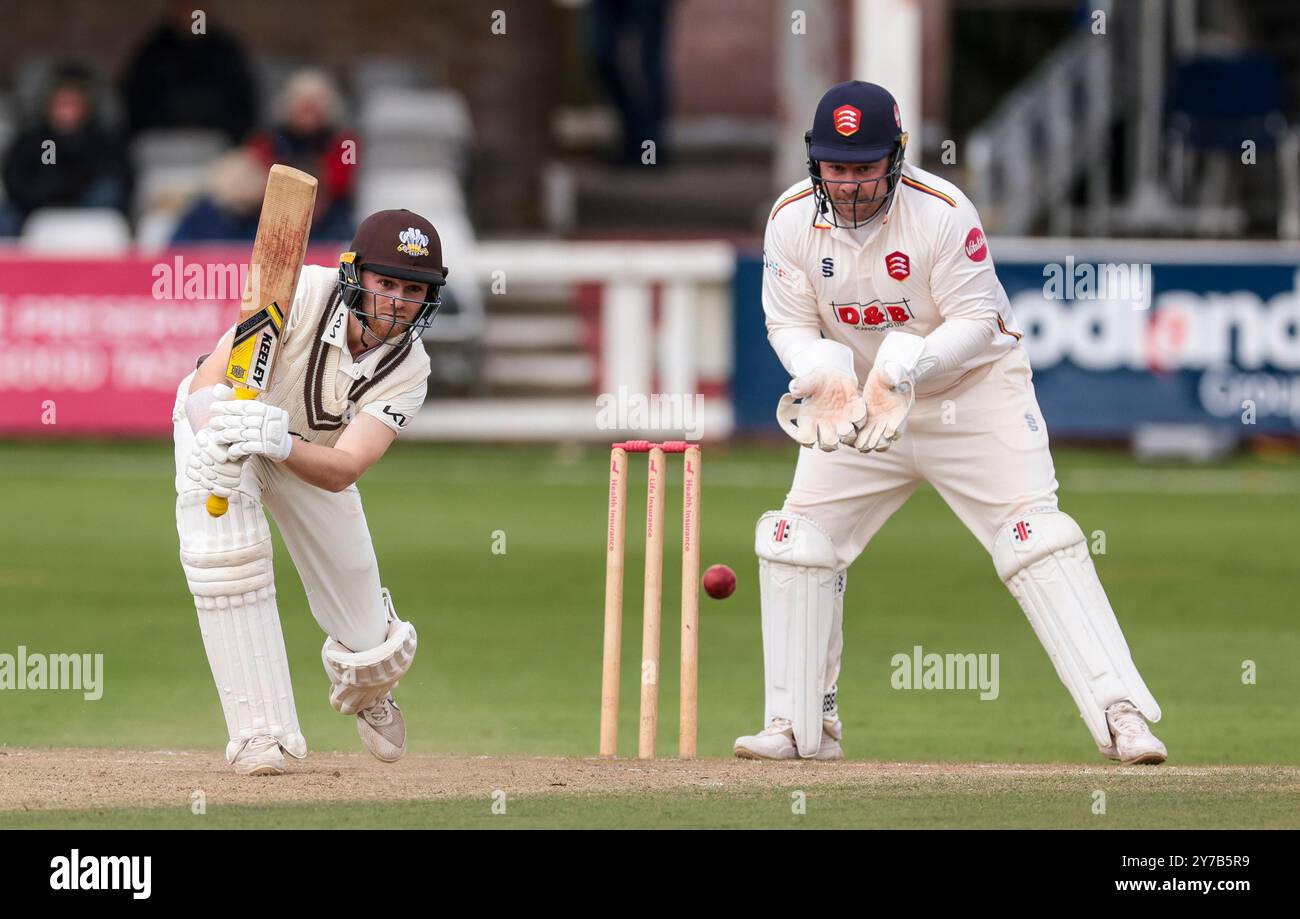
[338, 209, 449, 348]
[805, 81, 909, 229]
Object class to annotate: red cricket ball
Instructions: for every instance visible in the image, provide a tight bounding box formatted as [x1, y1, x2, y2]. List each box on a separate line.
[702, 564, 736, 599]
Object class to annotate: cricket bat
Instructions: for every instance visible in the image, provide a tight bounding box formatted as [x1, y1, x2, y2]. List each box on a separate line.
[206, 163, 318, 517]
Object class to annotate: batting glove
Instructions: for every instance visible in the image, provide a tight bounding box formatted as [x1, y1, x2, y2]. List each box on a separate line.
[210, 398, 295, 462]
[185, 428, 245, 498]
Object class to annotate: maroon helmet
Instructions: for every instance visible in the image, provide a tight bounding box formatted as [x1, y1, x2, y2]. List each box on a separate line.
[338, 209, 449, 347]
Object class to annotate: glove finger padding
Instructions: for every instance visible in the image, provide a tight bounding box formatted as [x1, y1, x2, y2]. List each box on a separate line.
[209, 401, 293, 462]
[777, 392, 818, 447]
[816, 417, 841, 451]
[857, 364, 916, 453]
[211, 397, 267, 418]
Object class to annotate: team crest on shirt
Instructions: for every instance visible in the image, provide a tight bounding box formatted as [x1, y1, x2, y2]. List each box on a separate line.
[397, 227, 430, 257]
[831, 299, 915, 331]
[885, 250, 910, 280]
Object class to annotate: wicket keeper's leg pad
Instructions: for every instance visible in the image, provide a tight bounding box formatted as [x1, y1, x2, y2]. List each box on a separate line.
[321, 588, 417, 715]
[992, 507, 1161, 749]
[755, 510, 844, 758]
[177, 487, 308, 761]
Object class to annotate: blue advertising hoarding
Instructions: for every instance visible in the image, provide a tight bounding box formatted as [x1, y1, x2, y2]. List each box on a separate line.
[732, 240, 1300, 438]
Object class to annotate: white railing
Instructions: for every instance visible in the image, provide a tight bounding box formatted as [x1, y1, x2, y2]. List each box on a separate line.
[407, 240, 737, 442]
[466, 241, 735, 401]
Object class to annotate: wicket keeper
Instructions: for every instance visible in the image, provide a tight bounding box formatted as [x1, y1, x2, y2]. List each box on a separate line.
[734, 82, 1167, 765]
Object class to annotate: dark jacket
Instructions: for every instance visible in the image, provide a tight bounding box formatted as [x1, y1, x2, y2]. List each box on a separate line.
[122, 23, 258, 142]
[1, 120, 132, 218]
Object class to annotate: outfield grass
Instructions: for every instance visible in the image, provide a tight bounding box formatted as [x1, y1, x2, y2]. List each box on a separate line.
[1, 439, 1297, 771]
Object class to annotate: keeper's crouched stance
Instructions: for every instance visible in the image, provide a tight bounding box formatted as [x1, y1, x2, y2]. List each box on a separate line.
[734, 83, 1167, 765]
[173, 210, 445, 775]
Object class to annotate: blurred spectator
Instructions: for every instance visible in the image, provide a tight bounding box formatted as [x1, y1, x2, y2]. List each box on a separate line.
[248, 69, 356, 240]
[0, 63, 131, 235]
[170, 148, 265, 243]
[589, 0, 671, 166]
[122, 0, 257, 143]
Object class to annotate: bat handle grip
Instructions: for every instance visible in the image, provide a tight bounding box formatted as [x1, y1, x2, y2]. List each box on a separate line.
[205, 386, 259, 518]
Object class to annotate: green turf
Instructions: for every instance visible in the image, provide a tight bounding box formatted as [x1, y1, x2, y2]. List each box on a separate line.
[1, 439, 1297, 768]
[3, 775, 1296, 829]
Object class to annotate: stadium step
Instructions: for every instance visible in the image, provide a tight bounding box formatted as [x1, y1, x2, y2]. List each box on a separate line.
[485, 315, 586, 350]
[484, 352, 594, 390]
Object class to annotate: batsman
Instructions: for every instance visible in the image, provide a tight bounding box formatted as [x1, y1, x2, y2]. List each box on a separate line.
[172, 206, 447, 775]
[734, 82, 1167, 765]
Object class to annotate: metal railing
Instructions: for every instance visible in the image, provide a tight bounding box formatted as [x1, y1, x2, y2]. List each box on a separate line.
[966, 27, 1113, 236]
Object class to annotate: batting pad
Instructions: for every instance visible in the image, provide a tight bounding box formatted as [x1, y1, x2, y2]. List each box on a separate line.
[756, 510, 843, 758]
[176, 488, 307, 761]
[992, 508, 1161, 749]
[321, 589, 418, 715]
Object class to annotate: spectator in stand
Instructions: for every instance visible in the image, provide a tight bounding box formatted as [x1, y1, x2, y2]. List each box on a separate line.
[248, 70, 356, 240]
[589, 0, 671, 167]
[170, 148, 266, 243]
[0, 63, 132, 236]
[122, 0, 258, 143]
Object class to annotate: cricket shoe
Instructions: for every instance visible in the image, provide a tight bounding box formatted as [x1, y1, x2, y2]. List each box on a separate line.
[230, 734, 287, 776]
[733, 717, 844, 761]
[357, 694, 406, 762]
[1099, 700, 1167, 765]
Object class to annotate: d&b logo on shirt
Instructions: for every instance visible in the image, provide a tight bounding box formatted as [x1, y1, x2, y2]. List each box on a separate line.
[831, 299, 915, 331]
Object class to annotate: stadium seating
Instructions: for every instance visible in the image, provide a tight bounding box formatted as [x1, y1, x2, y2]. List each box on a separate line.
[21, 208, 132, 254]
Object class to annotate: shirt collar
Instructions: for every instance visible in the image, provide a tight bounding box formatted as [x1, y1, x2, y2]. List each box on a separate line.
[320, 300, 391, 382]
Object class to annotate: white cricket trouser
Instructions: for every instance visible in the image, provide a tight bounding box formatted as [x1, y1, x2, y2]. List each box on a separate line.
[782, 346, 1060, 692]
[172, 372, 389, 652]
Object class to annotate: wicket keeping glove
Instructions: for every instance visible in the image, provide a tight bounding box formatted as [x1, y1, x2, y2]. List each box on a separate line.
[855, 332, 927, 452]
[776, 340, 867, 452]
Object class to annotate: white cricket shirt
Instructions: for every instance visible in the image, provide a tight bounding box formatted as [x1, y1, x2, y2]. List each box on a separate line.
[761, 162, 1024, 395]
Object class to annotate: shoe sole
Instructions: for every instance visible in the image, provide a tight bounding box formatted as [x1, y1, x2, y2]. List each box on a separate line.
[733, 745, 795, 761]
[236, 762, 285, 777]
[364, 747, 405, 763]
[735, 745, 844, 761]
[1120, 751, 1167, 765]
